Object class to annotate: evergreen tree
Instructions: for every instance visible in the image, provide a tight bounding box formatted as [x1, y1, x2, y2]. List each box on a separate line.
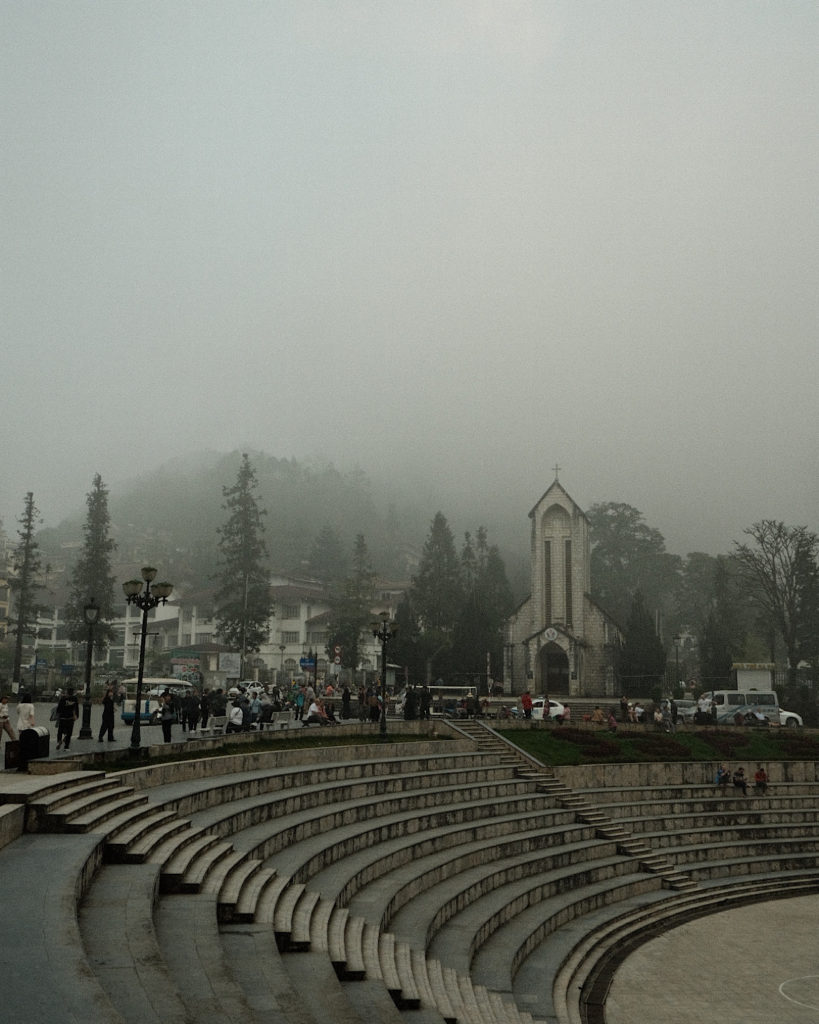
[9, 492, 46, 685]
[699, 609, 734, 690]
[410, 512, 462, 679]
[64, 474, 117, 653]
[213, 454, 272, 671]
[326, 534, 376, 678]
[619, 590, 667, 698]
[452, 527, 514, 688]
[412, 512, 461, 634]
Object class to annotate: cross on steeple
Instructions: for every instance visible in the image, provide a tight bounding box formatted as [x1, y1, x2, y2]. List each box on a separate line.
[552, 463, 561, 481]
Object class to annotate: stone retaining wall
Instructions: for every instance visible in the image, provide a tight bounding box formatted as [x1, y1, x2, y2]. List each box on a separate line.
[113, 736, 470, 790]
[554, 759, 819, 787]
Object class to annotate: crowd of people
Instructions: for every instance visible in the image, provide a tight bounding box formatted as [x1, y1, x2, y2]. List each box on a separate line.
[147, 678, 395, 740]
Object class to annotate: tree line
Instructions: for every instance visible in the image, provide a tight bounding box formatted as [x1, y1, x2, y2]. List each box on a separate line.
[3, 462, 817, 717]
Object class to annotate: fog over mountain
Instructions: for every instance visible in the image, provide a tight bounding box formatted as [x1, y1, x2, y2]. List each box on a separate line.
[3, 4, 817, 558]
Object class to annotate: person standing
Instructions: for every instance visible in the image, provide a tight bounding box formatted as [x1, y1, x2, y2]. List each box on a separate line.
[159, 692, 174, 743]
[521, 691, 533, 720]
[419, 684, 431, 720]
[1, 694, 17, 742]
[16, 693, 35, 735]
[98, 685, 116, 742]
[56, 688, 79, 750]
[185, 689, 201, 732]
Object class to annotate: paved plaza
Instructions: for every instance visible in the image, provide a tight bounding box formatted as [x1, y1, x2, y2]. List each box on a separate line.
[607, 894, 819, 1024]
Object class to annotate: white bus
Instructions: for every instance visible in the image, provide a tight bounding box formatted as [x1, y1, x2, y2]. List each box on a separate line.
[120, 677, 195, 724]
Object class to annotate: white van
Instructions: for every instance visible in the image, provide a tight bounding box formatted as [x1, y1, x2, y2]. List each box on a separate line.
[702, 689, 780, 725]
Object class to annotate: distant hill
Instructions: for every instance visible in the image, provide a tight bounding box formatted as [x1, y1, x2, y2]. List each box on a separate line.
[38, 450, 531, 599]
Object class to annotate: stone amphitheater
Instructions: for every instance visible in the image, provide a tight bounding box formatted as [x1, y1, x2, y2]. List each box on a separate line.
[2, 717, 818, 1024]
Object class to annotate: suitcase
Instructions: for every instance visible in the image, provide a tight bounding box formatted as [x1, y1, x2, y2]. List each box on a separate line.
[4, 739, 21, 770]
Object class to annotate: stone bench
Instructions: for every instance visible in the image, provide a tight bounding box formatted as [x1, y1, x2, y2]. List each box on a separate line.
[194, 785, 548, 925]
[257, 710, 294, 730]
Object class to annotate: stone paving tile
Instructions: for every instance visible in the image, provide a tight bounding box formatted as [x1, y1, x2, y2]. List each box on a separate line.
[607, 895, 819, 1024]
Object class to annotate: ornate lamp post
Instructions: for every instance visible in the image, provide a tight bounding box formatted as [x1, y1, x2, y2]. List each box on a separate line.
[673, 634, 681, 695]
[371, 611, 397, 742]
[78, 598, 99, 739]
[123, 567, 173, 751]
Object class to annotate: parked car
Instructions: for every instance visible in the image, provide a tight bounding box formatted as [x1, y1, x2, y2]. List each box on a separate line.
[779, 708, 803, 728]
[531, 698, 565, 721]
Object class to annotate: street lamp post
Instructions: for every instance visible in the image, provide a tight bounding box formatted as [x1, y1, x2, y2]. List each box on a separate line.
[78, 598, 99, 739]
[123, 567, 173, 751]
[371, 611, 397, 742]
[673, 634, 681, 695]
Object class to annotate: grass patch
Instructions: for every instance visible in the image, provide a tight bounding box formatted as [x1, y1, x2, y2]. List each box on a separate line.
[502, 727, 819, 766]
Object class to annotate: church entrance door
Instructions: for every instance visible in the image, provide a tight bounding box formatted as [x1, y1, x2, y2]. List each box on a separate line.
[539, 642, 569, 695]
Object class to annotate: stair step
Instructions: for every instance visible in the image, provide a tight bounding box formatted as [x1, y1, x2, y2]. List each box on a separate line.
[234, 866, 278, 922]
[179, 838, 235, 892]
[216, 856, 264, 912]
[393, 939, 422, 1009]
[273, 881, 307, 945]
[121, 817, 193, 864]
[66, 793, 151, 833]
[253, 872, 291, 926]
[328, 905, 350, 972]
[291, 888, 321, 949]
[343, 914, 367, 979]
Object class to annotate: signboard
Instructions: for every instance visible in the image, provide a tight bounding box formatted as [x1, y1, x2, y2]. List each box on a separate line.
[299, 657, 316, 670]
[219, 652, 241, 676]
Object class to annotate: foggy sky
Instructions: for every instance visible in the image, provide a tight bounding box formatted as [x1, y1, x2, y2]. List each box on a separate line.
[3, 2, 817, 557]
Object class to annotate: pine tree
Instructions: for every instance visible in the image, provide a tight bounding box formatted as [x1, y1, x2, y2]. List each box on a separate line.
[9, 492, 46, 686]
[64, 474, 117, 653]
[452, 527, 514, 687]
[412, 512, 461, 634]
[410, 512, 462, 679]
[213, 454, 273, 672]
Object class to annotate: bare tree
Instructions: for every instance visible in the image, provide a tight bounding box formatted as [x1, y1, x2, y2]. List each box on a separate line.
[734, 521, 819, 685]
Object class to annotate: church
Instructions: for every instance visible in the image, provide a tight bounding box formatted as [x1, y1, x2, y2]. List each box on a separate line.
[504, 475, 622, 698]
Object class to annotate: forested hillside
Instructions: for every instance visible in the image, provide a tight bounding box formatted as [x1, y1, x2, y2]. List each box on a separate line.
[38, 451, 529, 597]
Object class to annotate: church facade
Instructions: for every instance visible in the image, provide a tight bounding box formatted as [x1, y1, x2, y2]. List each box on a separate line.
[504, 477, 622, 697]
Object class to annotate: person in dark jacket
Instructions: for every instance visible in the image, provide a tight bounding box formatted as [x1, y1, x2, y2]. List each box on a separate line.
[56, 688, 80, 750]
[97, 685, 115, 742]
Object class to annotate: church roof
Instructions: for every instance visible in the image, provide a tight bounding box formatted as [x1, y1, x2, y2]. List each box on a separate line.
[527, 475, 588, 521]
